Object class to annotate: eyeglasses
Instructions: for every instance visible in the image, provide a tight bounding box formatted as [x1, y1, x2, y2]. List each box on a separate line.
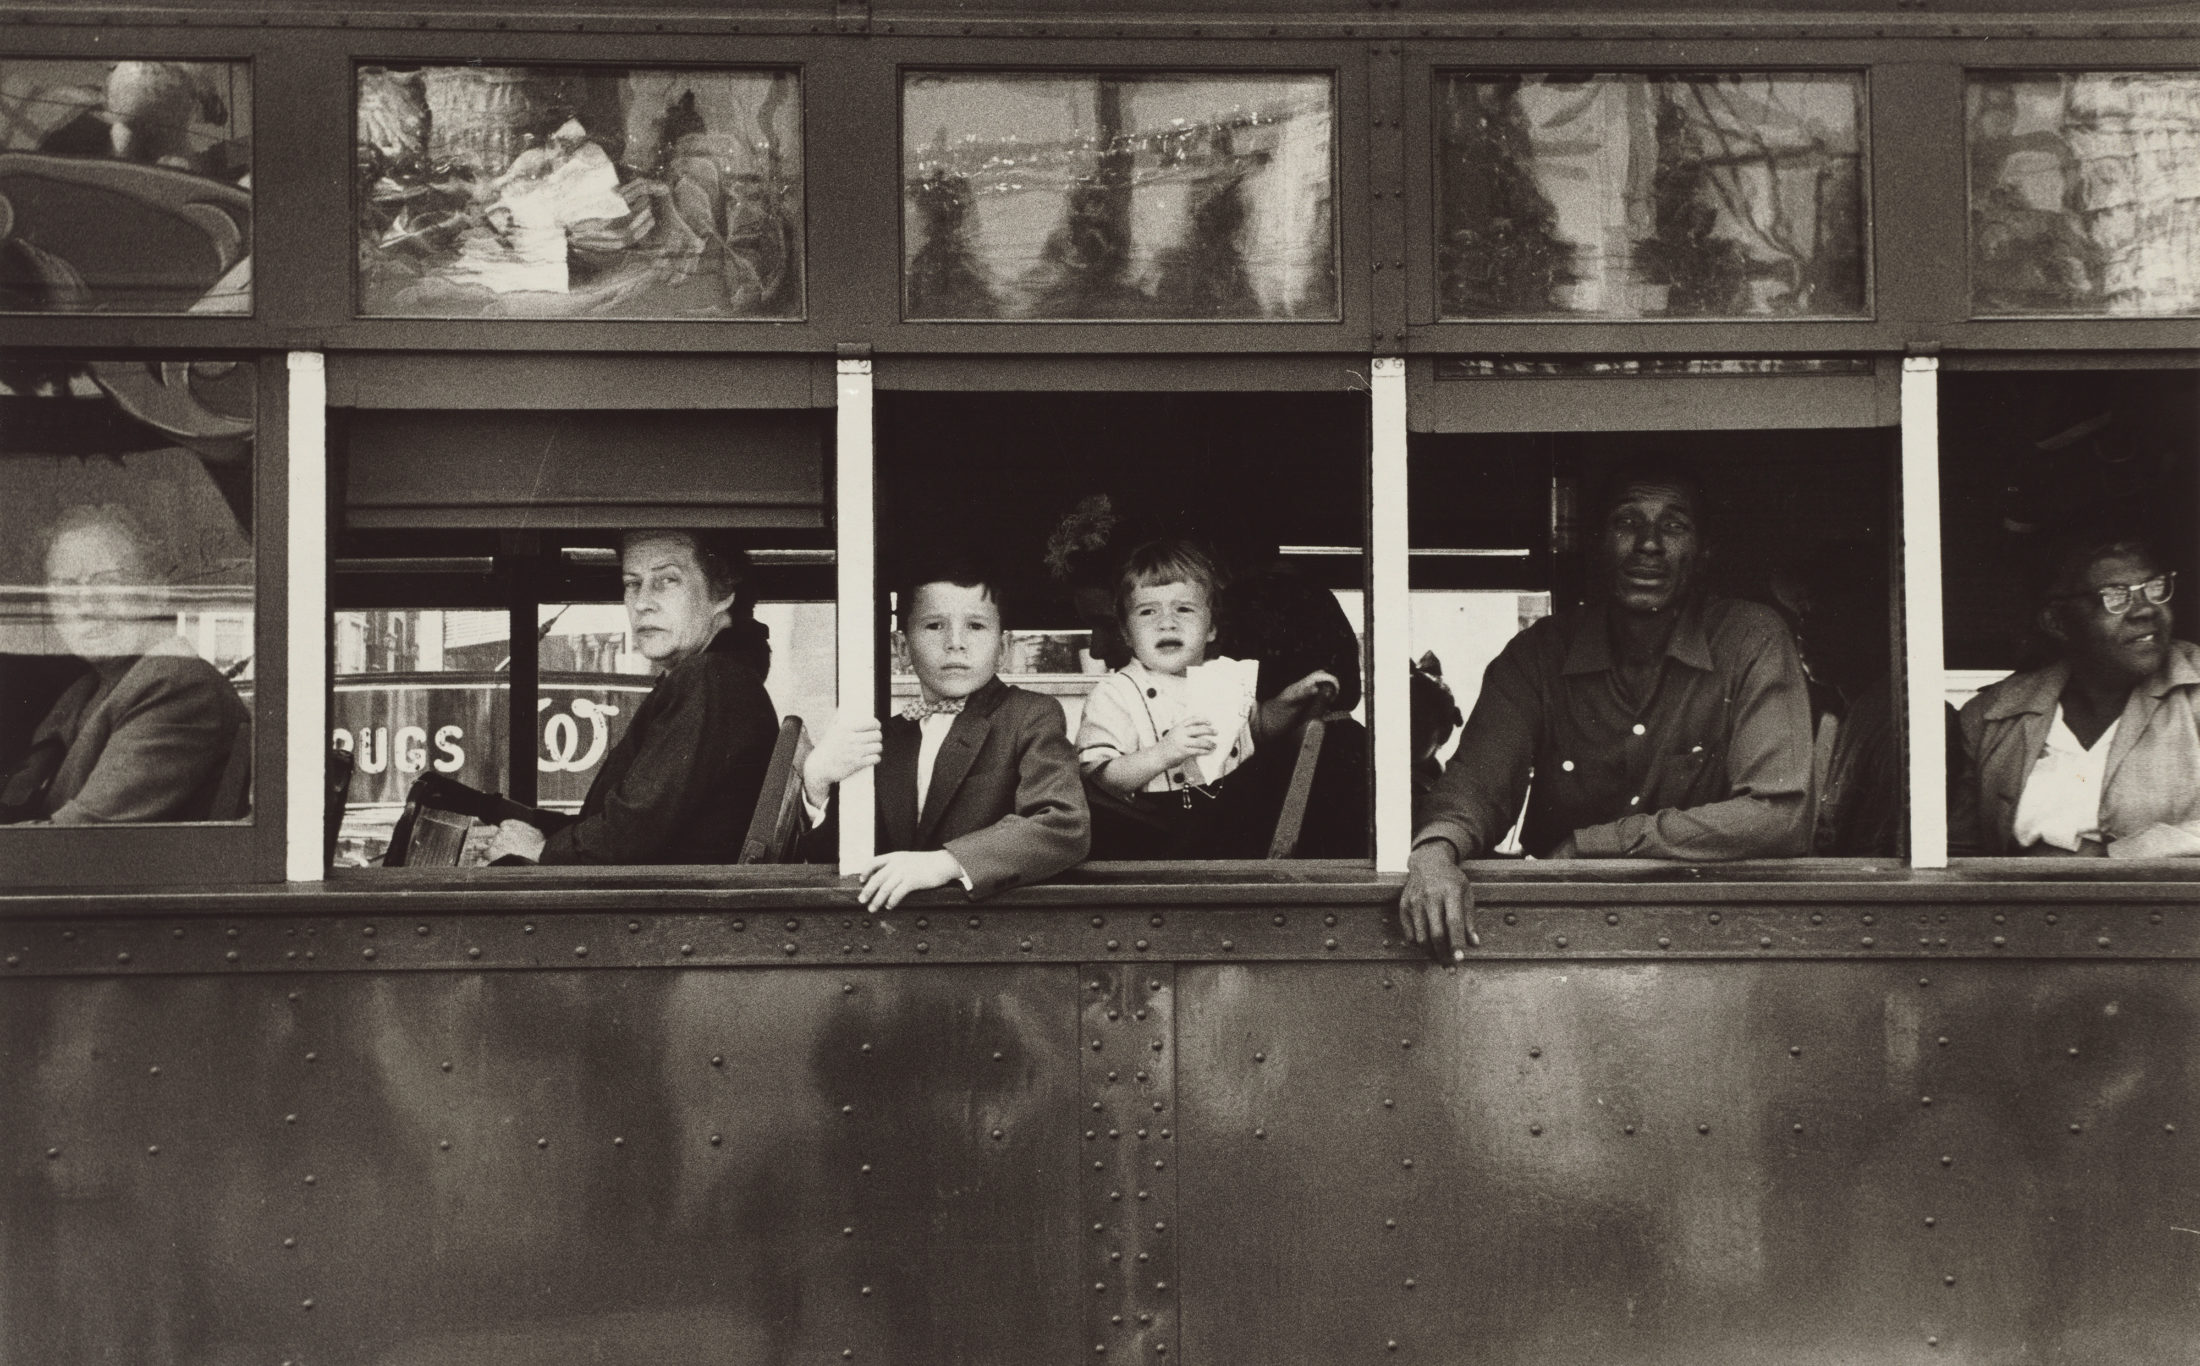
[2061, 572, 2176, 616]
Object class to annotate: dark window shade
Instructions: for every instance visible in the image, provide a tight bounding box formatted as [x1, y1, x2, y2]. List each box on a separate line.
[342, 409, 826, 530]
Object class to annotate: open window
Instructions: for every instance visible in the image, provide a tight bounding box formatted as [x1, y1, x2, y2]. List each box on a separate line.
[874, 389, 1371, 864]
[1406, 358, 1903, 866]
[328, 389, 837, 869]
[1940, 366, 2200, 863]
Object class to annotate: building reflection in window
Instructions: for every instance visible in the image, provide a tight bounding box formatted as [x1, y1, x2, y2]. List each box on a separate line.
[355, 64, 802, 319]
[1970, 71, 2200, 317]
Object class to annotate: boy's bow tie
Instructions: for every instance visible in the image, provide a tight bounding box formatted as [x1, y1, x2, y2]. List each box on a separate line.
[899, 696, 967, 723]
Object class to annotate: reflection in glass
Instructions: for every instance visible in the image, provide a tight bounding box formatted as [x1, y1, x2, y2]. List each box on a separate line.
[329, 599, 837, 865]
[356, 65, 802, 319]
[0, 359, 255, 824]
[0, 60, 252, 314]
[1435, 72, 1865, 319]
[1969, 72, 2200, 316]
[1406, 591, 1550, 843]
[901, 72, 1337, 320]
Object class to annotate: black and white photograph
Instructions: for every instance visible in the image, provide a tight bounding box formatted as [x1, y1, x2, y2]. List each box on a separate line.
[5, 2, 2200, 1362]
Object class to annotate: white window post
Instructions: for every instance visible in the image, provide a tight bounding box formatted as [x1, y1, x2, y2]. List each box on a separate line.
[1371, 357, 1413, 873]
[835, 351, 877, 874]
[286, 351, 329, 881]
[1901, 354, 1948, 868]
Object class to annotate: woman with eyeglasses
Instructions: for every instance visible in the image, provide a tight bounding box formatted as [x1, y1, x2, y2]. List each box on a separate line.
[1952, 523, 2200, 857]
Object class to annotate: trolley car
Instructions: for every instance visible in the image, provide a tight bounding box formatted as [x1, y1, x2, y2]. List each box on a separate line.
[6, 0, 2200, 1360]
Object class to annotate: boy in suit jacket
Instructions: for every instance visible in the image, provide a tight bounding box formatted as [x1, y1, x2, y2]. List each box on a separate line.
[804, 557, 1089, 909]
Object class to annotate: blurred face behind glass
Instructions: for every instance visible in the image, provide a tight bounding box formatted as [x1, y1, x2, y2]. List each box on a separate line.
[1602, 481, 1704, 616]
[46, 519, 170, 661]
[2049, 548, 2173, 688]
[903, 581, 1004, 702]
[622, 534, 734, 668]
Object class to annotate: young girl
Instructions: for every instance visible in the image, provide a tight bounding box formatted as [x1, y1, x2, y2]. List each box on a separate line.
[1077, 539, 1337, 855]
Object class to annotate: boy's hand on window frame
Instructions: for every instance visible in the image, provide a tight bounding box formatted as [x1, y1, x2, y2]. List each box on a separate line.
[804, 711, 883, 807]
[855, 849, 964, 911]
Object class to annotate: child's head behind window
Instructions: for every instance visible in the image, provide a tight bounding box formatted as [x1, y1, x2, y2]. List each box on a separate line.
[899, 549, 1007, 702]
[1116, 538, 1223, 678]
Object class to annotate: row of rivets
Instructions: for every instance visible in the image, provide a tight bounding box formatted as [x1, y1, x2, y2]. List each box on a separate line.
[1084, 964, 1176, 1361]
[2, 904, 2190, 975]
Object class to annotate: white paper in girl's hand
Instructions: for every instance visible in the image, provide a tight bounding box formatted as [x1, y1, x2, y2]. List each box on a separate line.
[1183, 657, 1260, 786]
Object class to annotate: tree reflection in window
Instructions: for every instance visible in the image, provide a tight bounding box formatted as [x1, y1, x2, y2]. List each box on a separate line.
[1436, 71, 1866, 319]
[902, 72, 1338, 321]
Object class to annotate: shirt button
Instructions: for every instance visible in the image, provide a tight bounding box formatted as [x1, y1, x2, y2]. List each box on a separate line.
[1632, 724, 1647, 736]
[1147, 688, 1158, 699]
[1630, 795, 1641, 805]
[1561, 760, 1574, 772]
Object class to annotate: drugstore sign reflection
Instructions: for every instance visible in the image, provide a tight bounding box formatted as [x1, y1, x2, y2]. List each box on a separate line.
[331, 675, 651, 806]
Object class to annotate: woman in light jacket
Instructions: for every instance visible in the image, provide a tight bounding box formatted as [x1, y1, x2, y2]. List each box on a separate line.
[1953, 526, 2200, 858]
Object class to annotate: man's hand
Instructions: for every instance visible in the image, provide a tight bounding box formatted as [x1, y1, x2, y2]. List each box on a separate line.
[486, 818, 546, 863]
[804, 711, 884, 807]
[1157, 719, 1218, 765]
[856, 849, 964, 911]
[1399, 840, 1476, 960]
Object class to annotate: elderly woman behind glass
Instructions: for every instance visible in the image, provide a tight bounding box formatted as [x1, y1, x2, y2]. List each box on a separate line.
[487, 529, 779, 865]
[1, 504, 249, 824]
[1952, 524, 2200, 858]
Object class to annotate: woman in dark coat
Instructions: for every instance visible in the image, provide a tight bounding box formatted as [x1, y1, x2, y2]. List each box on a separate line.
[488, 529, 779, 864]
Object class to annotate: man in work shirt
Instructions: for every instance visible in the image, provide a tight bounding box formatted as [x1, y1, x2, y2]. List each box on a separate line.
[1399, 455, 1815, 959]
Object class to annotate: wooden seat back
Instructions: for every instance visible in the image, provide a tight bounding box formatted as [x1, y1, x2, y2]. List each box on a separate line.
[1266, 714, 1330, 859]
[740, 716, 814, 864]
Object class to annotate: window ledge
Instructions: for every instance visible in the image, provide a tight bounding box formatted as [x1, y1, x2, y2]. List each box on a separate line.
[6, 858, 2200, 918]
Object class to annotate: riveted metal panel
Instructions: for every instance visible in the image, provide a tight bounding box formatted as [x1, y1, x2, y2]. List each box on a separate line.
[0, 966, 1081, 1366]
[5, 902, 2200, 977]
[1175, 959, 2200, 1365]
[1081, 963, 1181, 1362]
